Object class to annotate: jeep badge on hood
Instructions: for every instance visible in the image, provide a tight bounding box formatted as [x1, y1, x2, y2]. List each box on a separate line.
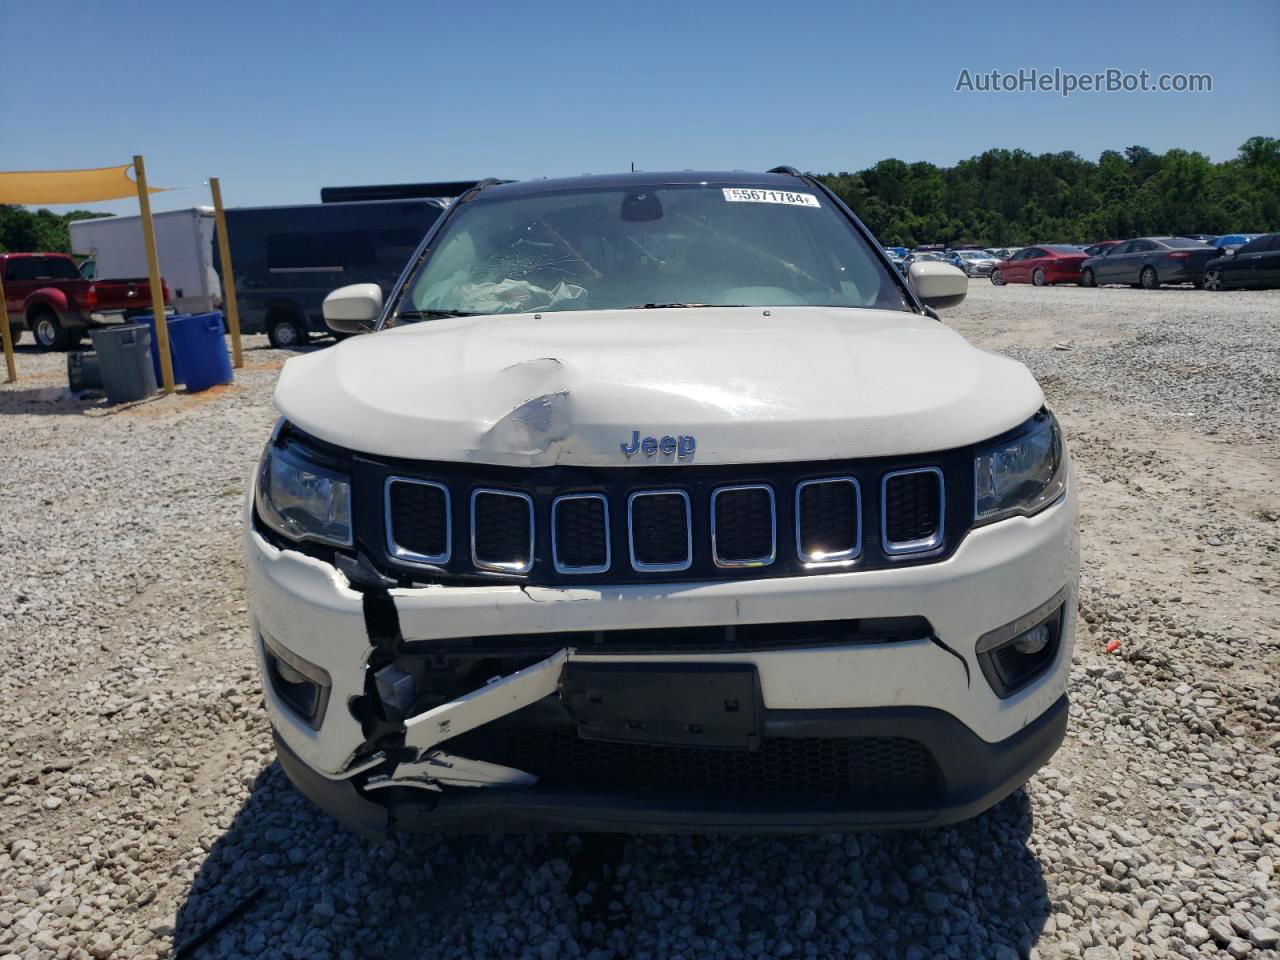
[620, 431, 696, 459]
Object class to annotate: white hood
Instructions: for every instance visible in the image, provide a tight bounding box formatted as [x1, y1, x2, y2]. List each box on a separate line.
[274, 307, 1043, 467]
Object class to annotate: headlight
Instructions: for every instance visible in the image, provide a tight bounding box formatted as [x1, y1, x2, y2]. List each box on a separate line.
[973, 412, 1066, 526]
[256, 439, 353, 548]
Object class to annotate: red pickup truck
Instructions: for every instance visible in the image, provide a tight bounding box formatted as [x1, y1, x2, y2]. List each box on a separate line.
[2, 252, 171, 351]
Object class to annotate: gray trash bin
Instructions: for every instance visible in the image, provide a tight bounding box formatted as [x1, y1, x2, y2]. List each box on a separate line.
[67, 351, 104, 392]
[90, 324, 157, 404]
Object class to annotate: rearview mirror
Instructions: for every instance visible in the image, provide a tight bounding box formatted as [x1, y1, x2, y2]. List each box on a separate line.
[323, 283, 383, 334]
[908, 261, 968, 310]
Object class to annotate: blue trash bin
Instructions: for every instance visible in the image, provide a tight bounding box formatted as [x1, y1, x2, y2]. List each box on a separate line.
[169, 311, 233, 392]
[134, 313, 192, 386]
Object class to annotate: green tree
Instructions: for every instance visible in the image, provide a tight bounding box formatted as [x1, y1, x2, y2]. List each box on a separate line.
[0, 206, 105, 254]
[815, 137, 1278, 247]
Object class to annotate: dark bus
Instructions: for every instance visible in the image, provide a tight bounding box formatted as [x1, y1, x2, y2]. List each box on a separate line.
[215, 199, 448, 347]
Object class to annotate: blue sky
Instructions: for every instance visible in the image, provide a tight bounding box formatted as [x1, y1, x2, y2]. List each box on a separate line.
[3, 0, 1277, 216]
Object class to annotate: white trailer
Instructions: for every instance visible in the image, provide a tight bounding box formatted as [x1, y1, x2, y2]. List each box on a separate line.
[70, 207, 222, 315]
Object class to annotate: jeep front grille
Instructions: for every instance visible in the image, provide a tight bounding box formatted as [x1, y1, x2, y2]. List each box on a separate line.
[375, 455, 960, 584]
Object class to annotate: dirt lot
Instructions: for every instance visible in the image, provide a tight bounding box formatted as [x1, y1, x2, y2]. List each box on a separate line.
[2, 281, 1278, 960]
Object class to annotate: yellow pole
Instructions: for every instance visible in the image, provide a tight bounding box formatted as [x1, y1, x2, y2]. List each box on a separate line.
[0, 271, 15, 384]
[133, 154, 175, 394]
[0, 270, 16, 383]
[208, 177, 243, 369]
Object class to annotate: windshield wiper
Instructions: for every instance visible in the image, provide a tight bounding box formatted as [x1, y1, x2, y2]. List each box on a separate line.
[397, 309, 479, 320]
[626, 302, 744, 309]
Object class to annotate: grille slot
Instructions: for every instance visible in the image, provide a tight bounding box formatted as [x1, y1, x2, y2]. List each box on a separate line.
[385, 478, 451, 565]
[796, 478, 860, 564]
[881, 468, 944, 554]
[467, 730, 942, 803]
[552, 494, 610, 574]
[628, 490, 692, 572]
[711, 485, 776, 567]
[471, 489, 534, 573]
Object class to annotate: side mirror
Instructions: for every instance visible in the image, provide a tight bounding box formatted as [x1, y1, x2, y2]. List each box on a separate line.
[323, 283, 383, 334]
[908, 261, 968, 310]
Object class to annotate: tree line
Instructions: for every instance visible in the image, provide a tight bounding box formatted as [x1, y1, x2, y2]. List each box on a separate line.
[2, 136, 1277, 255]
[0, 206, 103, 256]
[817, 136, 1279, 247]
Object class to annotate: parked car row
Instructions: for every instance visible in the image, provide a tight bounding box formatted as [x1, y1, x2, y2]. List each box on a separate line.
[885, 245, 1019, 279]
[986, 233, 1280, 291]
[943, 249, 999, 277]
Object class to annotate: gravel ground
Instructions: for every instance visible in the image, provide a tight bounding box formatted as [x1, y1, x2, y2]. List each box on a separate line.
[1, 282, 1278, 960]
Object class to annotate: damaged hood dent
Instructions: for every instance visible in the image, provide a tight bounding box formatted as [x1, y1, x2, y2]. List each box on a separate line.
[274, 307, 1044, 465]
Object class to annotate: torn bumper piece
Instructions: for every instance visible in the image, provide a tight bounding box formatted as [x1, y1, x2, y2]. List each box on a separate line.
[368, 649, 570, 792]
[361, 652, 766, 794]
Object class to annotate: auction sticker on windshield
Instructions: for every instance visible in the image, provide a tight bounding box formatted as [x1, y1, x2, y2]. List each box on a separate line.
[722, 188, 820, 207]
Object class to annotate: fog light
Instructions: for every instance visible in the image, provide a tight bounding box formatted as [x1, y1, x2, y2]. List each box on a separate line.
[975, 589, 1068, 699]
[260, 631, 332, 729]
[275, 659, 309, 686]
[1013, 623, 1051, 656]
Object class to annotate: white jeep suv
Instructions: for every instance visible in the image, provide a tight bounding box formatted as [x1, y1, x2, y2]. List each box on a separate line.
[245, 170, 1077, 838]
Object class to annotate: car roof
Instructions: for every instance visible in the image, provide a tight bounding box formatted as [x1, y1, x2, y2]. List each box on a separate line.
[0, 252, 68, 260]
[227, 198, 448, 214]
[478, 170, 811, 199]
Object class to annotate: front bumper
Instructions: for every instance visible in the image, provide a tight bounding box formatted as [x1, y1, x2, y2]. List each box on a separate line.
[275, 693, 1069, 838]
[247, 481, 1078, 835]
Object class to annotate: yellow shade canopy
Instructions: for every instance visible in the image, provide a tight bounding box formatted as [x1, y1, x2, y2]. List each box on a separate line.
[0, 163, 165, 204]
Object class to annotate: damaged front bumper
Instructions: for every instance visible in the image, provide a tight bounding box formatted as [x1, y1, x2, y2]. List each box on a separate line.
[246, 488, 1077, 837]
[274, 693, 1069, 839]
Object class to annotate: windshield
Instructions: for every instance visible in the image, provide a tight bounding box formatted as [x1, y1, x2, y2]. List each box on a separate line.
[390, 182, 910, 323]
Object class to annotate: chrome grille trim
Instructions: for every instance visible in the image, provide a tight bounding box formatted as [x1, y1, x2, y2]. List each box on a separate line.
[551, 493, 611, 575]
[384, 477, 451, 567]
[470, 488, 535, 574]
[710, 484, 777, 569]
[880, 467, 945, 555]
[795, 477, 861, 566]
[627, 489, 693, 573]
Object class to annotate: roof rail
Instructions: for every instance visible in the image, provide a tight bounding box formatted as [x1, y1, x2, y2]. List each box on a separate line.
[767, 165, 802, 176]
[319, 180, 482, 203]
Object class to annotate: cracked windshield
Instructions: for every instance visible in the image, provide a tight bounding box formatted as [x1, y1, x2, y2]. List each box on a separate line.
[394, 183, 910, 321]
